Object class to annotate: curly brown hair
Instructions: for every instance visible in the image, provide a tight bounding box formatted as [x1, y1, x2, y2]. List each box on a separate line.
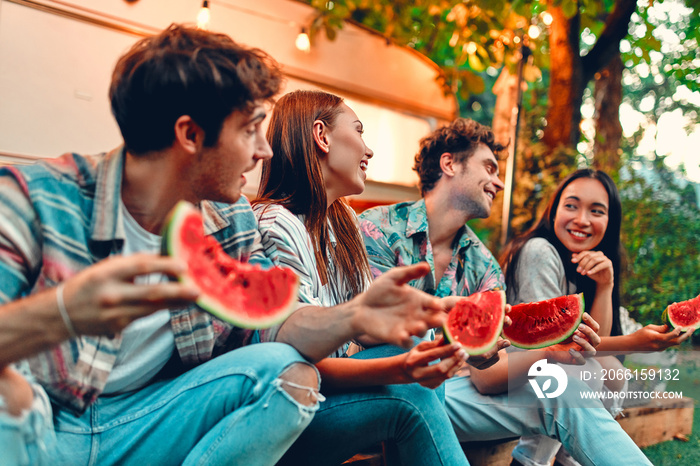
[413, 118, 505, 195]
[110, 24, 282, 154]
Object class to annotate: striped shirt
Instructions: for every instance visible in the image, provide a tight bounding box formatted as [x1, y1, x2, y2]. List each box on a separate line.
[359, 199, 505, 297]
[0, 147, 270, 413]
[254, 203, 359, 358]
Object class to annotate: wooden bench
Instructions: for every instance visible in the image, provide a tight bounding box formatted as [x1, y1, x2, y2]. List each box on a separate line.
[461, 438, 520, 465]
[616, 396, 694, 448]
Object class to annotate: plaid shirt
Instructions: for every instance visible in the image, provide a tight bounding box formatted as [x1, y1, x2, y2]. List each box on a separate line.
[358, 199, 505, 297]
[0, 147, 270, 414]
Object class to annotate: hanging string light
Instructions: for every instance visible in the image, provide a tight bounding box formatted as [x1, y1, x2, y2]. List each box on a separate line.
[295, 27, 311, 53]
[528, 24, 541, 39]
[197, 1, 210, 30]
[542, 11, 553, 26]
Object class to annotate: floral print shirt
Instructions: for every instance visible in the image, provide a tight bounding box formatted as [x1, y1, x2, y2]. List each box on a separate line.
[358, 199, 505, 297]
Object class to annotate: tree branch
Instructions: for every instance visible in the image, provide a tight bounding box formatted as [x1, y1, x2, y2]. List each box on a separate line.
[581, 0, 637, 83]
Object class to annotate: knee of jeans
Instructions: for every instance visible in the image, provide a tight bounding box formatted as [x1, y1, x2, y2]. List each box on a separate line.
[278, 363, 321, 407]
[0, 368, 35, 418]
[383, 383, 442, 418]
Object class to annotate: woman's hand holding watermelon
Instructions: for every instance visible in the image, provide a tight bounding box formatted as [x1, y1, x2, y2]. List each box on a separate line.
[467, 337, 510, 370]
[626, 324, 693, 351]
[545, 313, 601, 365]
[398, 337, 467, 388]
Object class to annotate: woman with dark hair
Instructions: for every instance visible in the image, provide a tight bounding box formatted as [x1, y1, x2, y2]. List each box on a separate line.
[252, 89, 474, 465]
[501, 169, 623, 339]
[500, 168, 689, 466]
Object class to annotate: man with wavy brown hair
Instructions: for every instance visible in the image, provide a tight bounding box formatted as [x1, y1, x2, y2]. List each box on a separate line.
[360, 118, 653, 466]
[0, 24, 446, 465]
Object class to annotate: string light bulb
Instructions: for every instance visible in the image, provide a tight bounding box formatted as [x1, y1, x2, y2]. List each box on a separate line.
[197, 0, 210, 30]
[527, 24, 541, 39]
[542, 11, 553, 26]
[296, 27, 311, 53]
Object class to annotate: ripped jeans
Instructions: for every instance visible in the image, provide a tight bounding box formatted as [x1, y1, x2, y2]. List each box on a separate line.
[0, 381, 55, 466]
[51, 343, 320, 466]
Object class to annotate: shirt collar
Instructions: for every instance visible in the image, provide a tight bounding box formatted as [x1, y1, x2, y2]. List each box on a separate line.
[405, 198, 429, 238]
[90, 146, 127, 246]
[404, 198, 474, 249]
[89, 146, 231, 250]
[200, 199, 234, 236]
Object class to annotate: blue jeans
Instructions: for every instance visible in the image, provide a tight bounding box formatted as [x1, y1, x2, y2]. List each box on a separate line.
[445, 375, 652, 466]
[51, 343, 319, 466]
[0, 382, 55, 466]
[278, 343, 467, 466]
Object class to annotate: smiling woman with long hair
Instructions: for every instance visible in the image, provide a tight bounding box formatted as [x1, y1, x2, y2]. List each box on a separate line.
[254, 91, 371, 322]
[500, 168, 689, 466]
[252, 89, 469, 466]
[501, 169, 623, 337]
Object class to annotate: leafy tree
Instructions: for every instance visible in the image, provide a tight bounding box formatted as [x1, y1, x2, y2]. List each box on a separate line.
[617, 151, 700, 325]
[304, 0, 700, 319]
[595, 1, 700, 323]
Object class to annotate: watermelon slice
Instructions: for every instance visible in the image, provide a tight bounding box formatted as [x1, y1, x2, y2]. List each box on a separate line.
[162, 201, 299, 328]
[503, 293, 584, 349]
[443, 290, 506, 355]
[662, 295, 700, 332]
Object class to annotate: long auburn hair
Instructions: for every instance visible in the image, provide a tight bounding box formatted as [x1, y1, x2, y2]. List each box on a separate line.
[500, 169, 623, 336]
[253, 90, 371, 298]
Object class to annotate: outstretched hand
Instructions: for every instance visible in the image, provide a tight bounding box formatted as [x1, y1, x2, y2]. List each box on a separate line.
[351, 262, 445, 348]
[629, 324, 693, 351]
[60, 254, 199, 337]
[546, 313, 601, 365]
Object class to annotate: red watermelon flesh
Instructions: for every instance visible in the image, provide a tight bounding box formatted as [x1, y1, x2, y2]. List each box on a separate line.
[503, 293, 584, 349]
[663, 295, 700, 331]
[443, 290, 505, 355]
[162, 201, 299, 328]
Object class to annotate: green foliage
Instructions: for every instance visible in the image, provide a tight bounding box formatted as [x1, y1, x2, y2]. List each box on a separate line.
[626, 0, 700, 95]
[303, 0, 700, 319]
[640, 345, 700, 463]
[303, 0, 553, 99]
[460, 70, 499, 126]
[507, 77, 580, 239]
[618, 153, 700, 326]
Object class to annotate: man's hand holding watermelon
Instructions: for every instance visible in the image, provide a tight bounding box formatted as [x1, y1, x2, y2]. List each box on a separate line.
[0, 253, 200, 366]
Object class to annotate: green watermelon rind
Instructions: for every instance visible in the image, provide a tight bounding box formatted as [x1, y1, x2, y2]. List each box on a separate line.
[443, 290, 506, 355]
[663, 295, 700, 332]
[162, 201, 299, 329]
[504, 293, 585, 350]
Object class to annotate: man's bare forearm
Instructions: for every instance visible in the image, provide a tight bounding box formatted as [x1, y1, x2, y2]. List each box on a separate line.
[275, 303, 359, 362]
[0, 288, 68, 367]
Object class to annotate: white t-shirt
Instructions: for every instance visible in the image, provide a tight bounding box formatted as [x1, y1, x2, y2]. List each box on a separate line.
[102, 202, 176, 394]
